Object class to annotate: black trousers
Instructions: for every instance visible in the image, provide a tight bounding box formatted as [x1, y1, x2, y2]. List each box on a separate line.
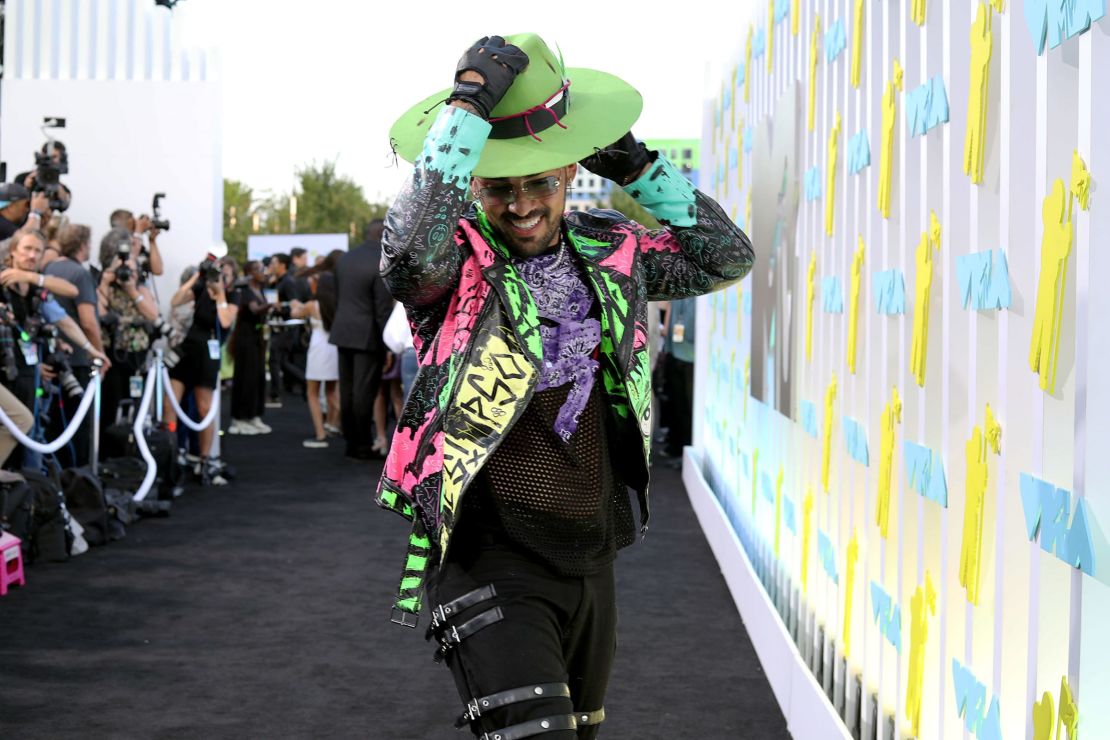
[337, 347, 382, 457]
[663, 356, 694, 457]
[47, 365, 91, 469]
[232, 335, 266, 421]
[428, 543, 616, 739]
[268, 330, 304, 399]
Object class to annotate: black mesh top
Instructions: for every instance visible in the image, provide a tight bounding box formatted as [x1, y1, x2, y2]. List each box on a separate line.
[456, 380, 636, 576]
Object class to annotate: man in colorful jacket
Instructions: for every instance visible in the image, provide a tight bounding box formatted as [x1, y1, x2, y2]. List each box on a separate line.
[379, 33, 753, 739]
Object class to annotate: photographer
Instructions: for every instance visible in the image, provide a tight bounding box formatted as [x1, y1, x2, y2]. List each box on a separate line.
[229, 260, 273, 436]
[16, 140, 73, 214]
[0, 228, 110, 466]
[0, 183, 52, 240]
[109, 208, 164, 277]
[96, 227, 160, 433]
[41, 224, 105, 467]
[164, 257, 237, 484]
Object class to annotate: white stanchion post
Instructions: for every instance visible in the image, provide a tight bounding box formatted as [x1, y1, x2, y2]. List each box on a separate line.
[90, 359, 102, 475]
[154, 348, 164, 423]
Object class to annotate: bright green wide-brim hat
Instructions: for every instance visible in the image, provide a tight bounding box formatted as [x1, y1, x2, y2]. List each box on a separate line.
[389, 33, 643, 179]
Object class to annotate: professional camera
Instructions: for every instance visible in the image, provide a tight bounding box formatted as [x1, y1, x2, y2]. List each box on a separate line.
[41, 326, 83, 400]
[151, 193, 170, 231]
[32, 117, 70, 213]
[0, 324, 18, 382]
[115, 240, 134, 284]
[199, 256, 222, 285]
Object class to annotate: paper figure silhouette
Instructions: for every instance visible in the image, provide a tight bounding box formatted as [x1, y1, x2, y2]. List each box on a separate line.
[843, 532, 859, 656]
[959, 404, 1001, 605]
[806, 251, 817, 361]
[809, 14, 821, 131]
[876, 387, 902, 539]
[851, 0, 864, 88]
[878, 59, 904, 218]
[1029, 179, 1073, 394]
[910, 211, 941, 386]
[745, 26, 753, 103]
[822, 374, 837, 492]
[826, 112, 842, 236]
[906, 572, 936, 737]
[848, 238, 864, 373]
[801, 491, 814, 592]
[912, 0, 927, 26]
[963, 3, 993, 184]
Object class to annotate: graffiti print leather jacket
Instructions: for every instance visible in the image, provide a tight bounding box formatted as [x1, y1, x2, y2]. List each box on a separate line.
[378, 107, 754, 624]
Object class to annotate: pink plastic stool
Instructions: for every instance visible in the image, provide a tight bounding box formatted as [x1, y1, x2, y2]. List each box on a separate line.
[0, 531, 26, 595]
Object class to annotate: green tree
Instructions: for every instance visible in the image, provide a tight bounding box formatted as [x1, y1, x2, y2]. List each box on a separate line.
[222, 179, 255, 265]
[606, 187, 661, 229]
[291, 160, 389, 240]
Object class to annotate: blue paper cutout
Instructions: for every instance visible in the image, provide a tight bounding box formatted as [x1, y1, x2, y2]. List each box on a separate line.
[761, 471, 776, 504]
[903, 441, 948, 507]
[743, 126, 754, 153]
[842, 416, 870, 465]
[817, 530, 838, 583]
[1019, 473, 1098, 576]
[906, 76, 950, 137]
[737, 63, 745, 86]
[753, 29, 767, 58]
[825, 19, 847, 63]
[870, 581, 903, 651]
[951, 660, 1002, 739]
[800, 400, 819, 438]
[774, 0, 790, 23]
[848, 130, 871, 174]
[743, 291, 753, 315]
[822, 276, 844, 313]
[783, 497, 797, 533]
[1024, 0, 1106, 56]
[872, 270, 906, 315]
[729, 145, 739, 172]
[804, 166, 822, 201]
[956, 249, 1012, 311]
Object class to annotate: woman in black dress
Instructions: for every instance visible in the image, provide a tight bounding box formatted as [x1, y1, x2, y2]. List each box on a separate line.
[229, 260, 272, 435]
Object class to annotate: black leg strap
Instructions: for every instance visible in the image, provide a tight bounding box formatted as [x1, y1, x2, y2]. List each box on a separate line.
[425, 583, 498, 639]
[478, 714, 577, 740]
[432, 606, 504, 663]
[457, 682, 571, 727]
[574, 708, 605, 726]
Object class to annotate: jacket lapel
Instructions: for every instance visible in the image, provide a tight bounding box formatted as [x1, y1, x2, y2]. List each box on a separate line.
[568, 225, 636, 374]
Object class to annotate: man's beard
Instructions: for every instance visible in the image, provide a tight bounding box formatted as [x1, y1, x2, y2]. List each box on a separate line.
[492, 207, 562, 258]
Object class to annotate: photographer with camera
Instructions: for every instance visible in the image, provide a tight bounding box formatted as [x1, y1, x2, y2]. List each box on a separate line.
[95, 227, 161, 434]
[229, 260, 274, 436]
[16, 140, 73, 216]
[0, 228, 110, 466]
[108, 206, 165, 277]
[163, 256, 237, 484]
[0, 183, 52, 241]
[39, 224, 106, 467]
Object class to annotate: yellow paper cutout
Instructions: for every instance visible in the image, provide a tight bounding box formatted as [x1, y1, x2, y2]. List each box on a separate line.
[905, 571, 936, 737]
[1030, 179, 1073, 394]
[806, 251, 817, 362]
[808, 14, 822, 132]
[730, 66, 737, 131]
[878, 59, 904, 219]
[911, 0, 927, 26]
[876, 386, 902, 539]
[842, 531, 859, 657]
[774, 467, 784, 557]
[752, 448, 760, 514]
[801, 490, 815, 592]
[767, 0, 775, 73]
[910, 211, 941, 386]
[850, 0, 865, 88]
[745, 193, 752, 238]
[825, 112, 842, 237]
[792, 0, 800, 36]
[848, 237, 865, 374]
[1071, 150, 1091, 211]
[959, 403, 1001, 605]
[1032, 675, 1079, 740]
[963, 2, 993, 185]
[822, 373, 838, 492]
[990, 0, 1005, 11]
[744, 26, 753, 103]
[737, 116, 746, 192]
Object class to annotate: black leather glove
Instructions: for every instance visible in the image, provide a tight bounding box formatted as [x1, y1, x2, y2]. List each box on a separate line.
[578, 132, 656, 186]
[449, 36, 529, 120]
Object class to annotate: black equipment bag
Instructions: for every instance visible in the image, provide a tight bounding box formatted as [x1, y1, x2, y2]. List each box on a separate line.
[21, 468, 72, 563]
[98, 458, 171, 518]
[101, 424, 182, 500]
[101, 421, 134, 461]
[0, 471, 34, 554]
[61, 466, 109, 547]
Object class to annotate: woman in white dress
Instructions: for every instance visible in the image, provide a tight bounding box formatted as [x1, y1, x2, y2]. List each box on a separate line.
[290, 251, 341, 448]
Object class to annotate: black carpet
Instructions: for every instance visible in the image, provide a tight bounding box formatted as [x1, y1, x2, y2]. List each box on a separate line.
[0, 399, 789, 739]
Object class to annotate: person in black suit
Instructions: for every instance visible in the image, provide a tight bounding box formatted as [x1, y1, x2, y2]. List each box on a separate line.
[329, 219, 394, 459]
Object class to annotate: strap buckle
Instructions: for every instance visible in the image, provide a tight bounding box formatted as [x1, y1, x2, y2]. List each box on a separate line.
[390, 606, 420, 629]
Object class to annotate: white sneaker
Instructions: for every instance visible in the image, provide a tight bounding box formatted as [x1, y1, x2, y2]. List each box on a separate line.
[249, 417, 272, 434]
[303, 438, 329, 449]
[229, 420, 260, 435]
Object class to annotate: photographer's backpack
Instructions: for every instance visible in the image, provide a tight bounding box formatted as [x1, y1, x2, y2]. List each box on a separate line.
[0, 471, 34, 556]
[20, 468, 72, 563]
[60, 467, 111, 547]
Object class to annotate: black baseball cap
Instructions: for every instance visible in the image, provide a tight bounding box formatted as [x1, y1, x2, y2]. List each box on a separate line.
[0, 183, 31, 207]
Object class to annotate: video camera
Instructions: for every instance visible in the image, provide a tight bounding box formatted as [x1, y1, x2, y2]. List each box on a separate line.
[151, 193, 170, 232]
[33, 117, 70, 213]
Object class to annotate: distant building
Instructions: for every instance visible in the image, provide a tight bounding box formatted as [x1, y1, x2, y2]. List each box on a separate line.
[568, 138, 700, 212]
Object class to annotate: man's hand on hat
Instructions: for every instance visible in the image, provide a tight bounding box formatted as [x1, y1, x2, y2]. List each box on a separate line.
[449, 35, 529, 120]
[578, 132, 656, 187]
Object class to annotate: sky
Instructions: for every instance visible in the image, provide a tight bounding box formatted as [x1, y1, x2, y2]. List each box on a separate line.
[174, 0, 757, 204]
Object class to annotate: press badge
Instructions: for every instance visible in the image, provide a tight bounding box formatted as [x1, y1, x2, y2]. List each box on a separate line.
[18, 337, 38, 365]
[129, 375, 144, 398]
[207, 339, 221, 360]
[672, 323, 686, 343]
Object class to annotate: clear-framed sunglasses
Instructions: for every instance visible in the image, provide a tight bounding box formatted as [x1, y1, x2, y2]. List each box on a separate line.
[476, 175, 562, 206]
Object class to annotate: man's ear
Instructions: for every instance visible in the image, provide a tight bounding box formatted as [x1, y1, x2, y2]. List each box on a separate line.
[565, 163, 577, 182]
